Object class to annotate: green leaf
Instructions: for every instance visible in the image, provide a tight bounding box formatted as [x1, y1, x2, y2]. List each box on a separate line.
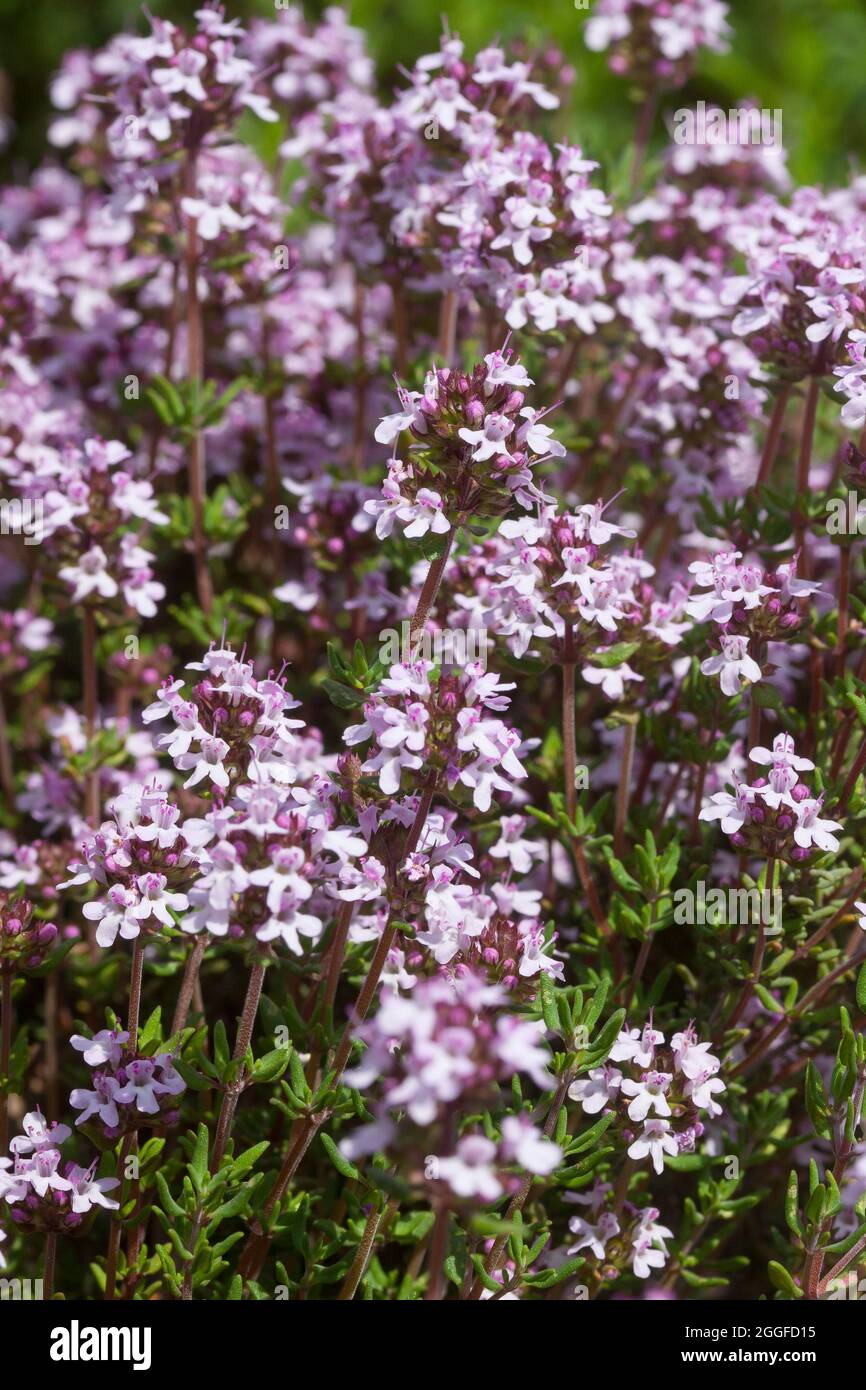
[539, 973, 561, 1033]
[155, 1171, 186, 1221]
[767, 1261, 803, 1299]
[252, 1047, 291, 1083]
[173, 1058, 211, 1092]
[138, 1006, 163, 1051]
[230, 1142, 269, 1177]
[321, 678, 367, 710]
[320, 1131, 362, 1182]
[591, 642, 640, 669]
[213, 1020, 231, 1076]
[189, 1124, 209, 1190]
[805, 1060, 832, 1139]
[785, 1170, 803, 1239]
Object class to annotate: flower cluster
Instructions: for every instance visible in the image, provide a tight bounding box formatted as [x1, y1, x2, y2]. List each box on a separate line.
[565, 1181, 674, 1283]
[699, 734, 842, 860]
[61, 784, 202, 947]
[0, 893, 58, 974]
[344, 660, 527, 811]
[570, 1022, 726, 1176]
[0, 1111, 118, 1234]
[691, 551, 820, 695]
[585, 0, 731, 89]
[430, 1115, 562, 1203]
[364, 349, 562, 536]
[70, 1030, 186, 1139]
[341, 970, 554, 1161]
[142, 641, 305, 795]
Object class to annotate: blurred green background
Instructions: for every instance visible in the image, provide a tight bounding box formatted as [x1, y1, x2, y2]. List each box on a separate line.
[0, 0, 864, 185]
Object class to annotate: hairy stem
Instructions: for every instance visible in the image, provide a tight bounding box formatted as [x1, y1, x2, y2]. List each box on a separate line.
[171, 934, 207, 1037]
[337, 1197, 396, 1301]
[716, 855, 775, 1038]
[754, 384, 791, 488]
[408, 528, 456, 646]
[211, 959, 267, 1171]
[127, 937, 145, 1051]
[43, 1231, 57, 1300]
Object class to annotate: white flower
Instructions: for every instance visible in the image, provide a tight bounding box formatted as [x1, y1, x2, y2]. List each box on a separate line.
[628, 1119, 680, 1175]
[58, 546, 118, 603]
[568, 1065, 622, 1114]
[483, 350, 533, 395]
[70, 1028, 128, 1068]
[700, 634, 762, 696]
[567, 1211, 620, 1259]
[10, 1110, 71, 1155]
[83, 885, 142, 949]
[500, 1115, 562, 1175]
[516, 407, 566, 457]
[67, 1164, 120, 1214]
[793, 799, 842, 854]
[632, 1207, 674, 1279]
[685, 1070, 727, 1118]
[574, 499, 636, 547]
[671, 1030, 720, 1081]
[436, 1135, 503, 1200]
[178, 734, 231, 790]
[609, 1025, 664, 1068]
[458, 412, 516, 462]
[337, 856, 387, 903]
[620, 1071, 673, 1122]
[698, 782, 755, 835]
[131, 872, 188, 927]
[582, 661, 643, 701]
[749, 733, 814, 774]
[488, 815, 544, 874]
